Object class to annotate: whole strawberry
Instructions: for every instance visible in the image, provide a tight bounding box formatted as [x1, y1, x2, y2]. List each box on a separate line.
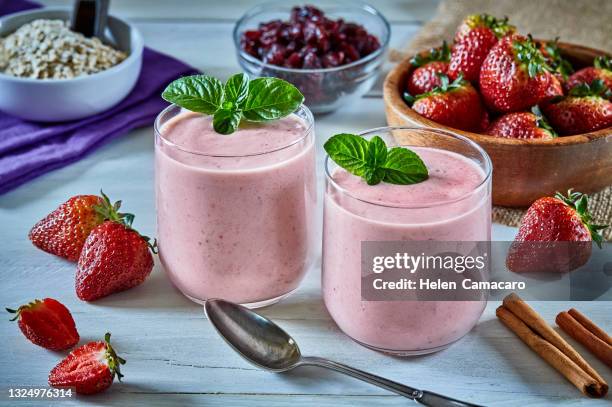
[29, 195, 103, 261]
[487, 106, 557, 139]
[49, 333, 125, 395]
[6, 298, 79, 351]
[506, 190, 608, 273]
[566, 56, 612, 92]
[479, 34, 559, 112]
[543, 79, 612, 135]
[406, 74, 486, 132]
[406, 42, 450, 95]
[448, 14, 515, 82]
[76, 215, 155, 301]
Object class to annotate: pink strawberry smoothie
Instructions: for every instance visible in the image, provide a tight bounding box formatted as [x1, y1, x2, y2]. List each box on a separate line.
[155, 106, 316, 307]
[322, 146, 491, 354]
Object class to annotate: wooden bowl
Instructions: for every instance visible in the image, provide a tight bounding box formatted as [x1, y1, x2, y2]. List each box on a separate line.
[383, 41, 612, 207]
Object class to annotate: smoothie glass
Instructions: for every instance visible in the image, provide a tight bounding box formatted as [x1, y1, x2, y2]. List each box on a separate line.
[322, 127, 492, 355]
[155, 104, 316, 308]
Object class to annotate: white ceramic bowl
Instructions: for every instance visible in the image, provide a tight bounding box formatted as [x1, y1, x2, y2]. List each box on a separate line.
[0, 8, 144, 122]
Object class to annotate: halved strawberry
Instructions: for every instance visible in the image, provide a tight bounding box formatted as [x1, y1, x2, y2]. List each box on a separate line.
[406, 42, 450, 95]
[6, 298, 79, 351]
[49, 333, 125, 395]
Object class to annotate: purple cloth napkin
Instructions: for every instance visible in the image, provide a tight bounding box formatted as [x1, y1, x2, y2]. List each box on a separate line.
[0, 0, 197, 194]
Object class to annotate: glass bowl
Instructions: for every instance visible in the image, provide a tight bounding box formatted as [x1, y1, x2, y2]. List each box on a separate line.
[233, 1, 390, 114]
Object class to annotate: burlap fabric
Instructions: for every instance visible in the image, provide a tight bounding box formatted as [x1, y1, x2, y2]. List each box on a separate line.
[391, 0, 612, 240]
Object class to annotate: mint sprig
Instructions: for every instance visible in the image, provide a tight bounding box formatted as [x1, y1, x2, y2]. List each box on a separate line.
[324, 134, 428, 186]
[162, 73, 304, 135]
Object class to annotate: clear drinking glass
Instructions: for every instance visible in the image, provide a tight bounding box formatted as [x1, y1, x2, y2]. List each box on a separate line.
[322, 127, 492, 355]
[155, 104, 316, 308]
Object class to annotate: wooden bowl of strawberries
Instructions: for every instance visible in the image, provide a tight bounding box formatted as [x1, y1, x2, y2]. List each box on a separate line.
[383, 14, 612, 207]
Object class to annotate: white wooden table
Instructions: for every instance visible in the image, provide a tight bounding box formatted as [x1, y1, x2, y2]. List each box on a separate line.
[1, 1, 610, 406]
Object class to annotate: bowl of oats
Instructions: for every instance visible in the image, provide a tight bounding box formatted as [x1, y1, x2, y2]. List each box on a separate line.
[0, 8, 143, 122]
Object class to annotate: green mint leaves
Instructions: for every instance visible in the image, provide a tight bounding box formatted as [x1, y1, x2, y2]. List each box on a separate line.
[324, 134, 428, 186]
[162, 73, 304, 135]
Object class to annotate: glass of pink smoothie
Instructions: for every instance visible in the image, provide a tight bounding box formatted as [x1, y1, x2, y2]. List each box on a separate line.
[155, 104, 316, 308]
[322, 127, 492, 355]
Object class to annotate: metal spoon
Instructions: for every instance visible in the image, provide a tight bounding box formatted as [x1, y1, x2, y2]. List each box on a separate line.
[205, 299, 483, 407]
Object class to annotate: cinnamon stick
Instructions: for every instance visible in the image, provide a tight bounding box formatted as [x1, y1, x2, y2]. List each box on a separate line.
[496, 306, 604, 397]
[568, 308, 612, 346]
[496, 294, 608, 398]
[502, 293, 606, 386]
[557, 310, 612, 368]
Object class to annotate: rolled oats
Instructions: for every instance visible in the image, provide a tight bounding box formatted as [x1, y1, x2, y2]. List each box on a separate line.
[0, 19, 127, 79]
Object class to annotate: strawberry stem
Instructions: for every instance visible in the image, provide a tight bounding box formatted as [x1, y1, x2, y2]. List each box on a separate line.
[95, 190, 157, 254]
[104, 332, 126, 382]
[554, 190, 609, 248]
[513, 35, 551, 78]
[410, 41, 450, 67]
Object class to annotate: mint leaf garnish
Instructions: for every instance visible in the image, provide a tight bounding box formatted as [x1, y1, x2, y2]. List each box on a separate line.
[162, 75, 223, 115]
[324, 133, 428, 186]
[161, 74, 304, 135]
[213, 109, 242, 135]
[323, 133, 370, 177]
[242, 78, 305, 122]
[224, 73, 249, 106]
[382, 147, 428, 185]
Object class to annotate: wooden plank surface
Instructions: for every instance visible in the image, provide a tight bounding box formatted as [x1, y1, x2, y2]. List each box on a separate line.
[1, 1, 610, 406]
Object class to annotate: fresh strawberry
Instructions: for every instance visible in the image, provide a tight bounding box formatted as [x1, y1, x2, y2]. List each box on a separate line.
[479, 34, 558, 112]
[536, 38, 574, 85]
[406, 42, 450, 95]
[542, 79, 612, 135]
[566, 56, 612, 92]
[49, 333, 125, 395]
[29, 192, 132, 262]
[6, 298, 79, 351]
[453, 14, 515, 44]
[448, 14, 515, 82]
[487, 106, 557, 139]
[406, 74, 486, 132]
[507, 190, 608, 273]
[76, 214, 155, 301]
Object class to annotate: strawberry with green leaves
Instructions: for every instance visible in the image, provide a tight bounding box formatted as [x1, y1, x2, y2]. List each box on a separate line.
[479, 34, 561, 112]
[566, 56, 612, 92]
[405, 74, 486, 132]
[76, 210, 156, 301]
[448, 14, 515, 82]
[49, 333, 125, 395]
[543, 79, 612, 135]
[29, 195, 103, 261]
[6, 298, 79, 351]
[506, 190, 608, 273]
[406, 42, 450, 95]
[487, 106, 557, 140]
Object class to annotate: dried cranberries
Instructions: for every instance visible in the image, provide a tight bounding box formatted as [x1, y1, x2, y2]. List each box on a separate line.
[240, 5, 381, 69]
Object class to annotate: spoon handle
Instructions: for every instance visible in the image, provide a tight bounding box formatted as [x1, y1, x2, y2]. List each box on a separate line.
[301, 356, 482, 407]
